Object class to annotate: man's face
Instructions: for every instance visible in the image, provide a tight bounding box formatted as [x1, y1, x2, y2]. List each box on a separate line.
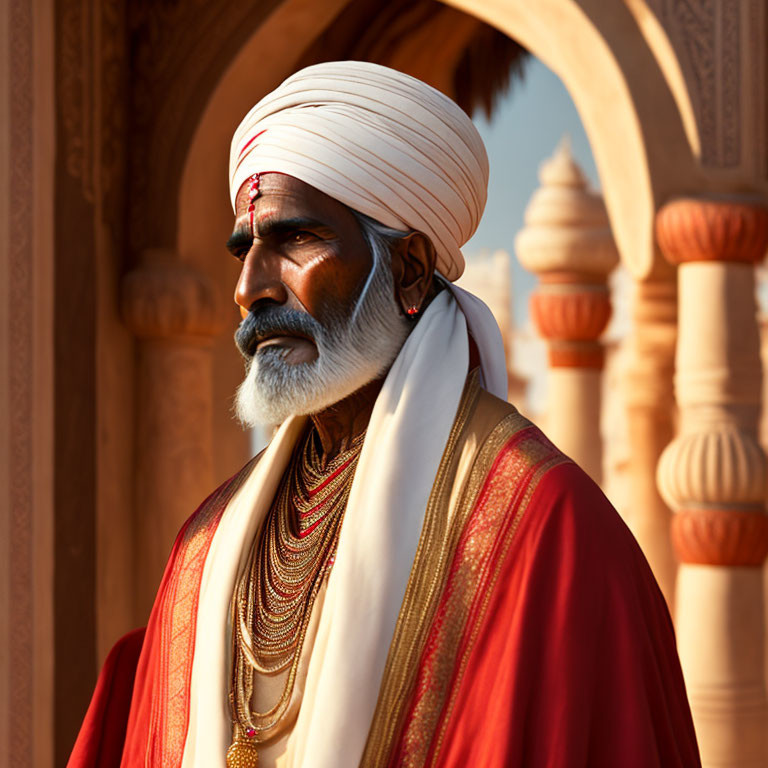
[228, 173, 411, 426]
[228, 173, 374, 364]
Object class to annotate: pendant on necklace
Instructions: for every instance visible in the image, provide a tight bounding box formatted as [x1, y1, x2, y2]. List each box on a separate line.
[226, 739, 260, 767]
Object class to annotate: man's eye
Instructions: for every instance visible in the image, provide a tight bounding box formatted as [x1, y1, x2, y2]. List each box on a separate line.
[233, 246, 250, 262]
[290, 231, 317, 245]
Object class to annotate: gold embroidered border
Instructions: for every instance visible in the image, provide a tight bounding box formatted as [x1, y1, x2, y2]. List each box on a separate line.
[359, 372, 482, 767]
[374, 420, 567, 768]
[394, 417, 539, 767]
[360, 372, 480, 768]
[360, 379, 534, 766]
[150, 458, 258, 766]
[428, 435, 567, 766]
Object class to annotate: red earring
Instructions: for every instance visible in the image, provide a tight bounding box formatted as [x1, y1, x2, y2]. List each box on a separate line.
[406, 305, 419, 316]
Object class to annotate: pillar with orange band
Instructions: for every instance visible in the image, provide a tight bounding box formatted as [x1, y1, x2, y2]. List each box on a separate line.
[516, 140, 618, 484]
[656, 197, 768, 767]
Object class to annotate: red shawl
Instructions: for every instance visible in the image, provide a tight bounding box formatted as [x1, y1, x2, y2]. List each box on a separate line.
[68, 424, 700, 767]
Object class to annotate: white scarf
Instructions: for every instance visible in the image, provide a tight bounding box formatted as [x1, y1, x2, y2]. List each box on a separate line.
[180, 287, 506, 767]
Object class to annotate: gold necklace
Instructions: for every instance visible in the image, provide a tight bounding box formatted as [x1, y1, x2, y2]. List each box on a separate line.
[227, 428, 365, 767]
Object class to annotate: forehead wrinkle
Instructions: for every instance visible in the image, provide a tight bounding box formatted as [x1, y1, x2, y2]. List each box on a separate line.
[233, 180, 354, 240]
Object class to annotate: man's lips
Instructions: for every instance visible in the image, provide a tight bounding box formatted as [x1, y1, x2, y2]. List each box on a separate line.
[255, 332, 314, 351]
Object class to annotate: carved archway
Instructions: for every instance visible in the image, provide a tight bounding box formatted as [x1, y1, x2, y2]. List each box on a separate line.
[37, 0, 764, 763]
[117, 0, 716, 705]
[170, 0, 703, 528]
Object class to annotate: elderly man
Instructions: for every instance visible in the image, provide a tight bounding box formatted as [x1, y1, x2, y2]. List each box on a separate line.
[69, 62, 700, 768]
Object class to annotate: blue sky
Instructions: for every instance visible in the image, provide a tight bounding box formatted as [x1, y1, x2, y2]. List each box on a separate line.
[466, 58, 599, 327]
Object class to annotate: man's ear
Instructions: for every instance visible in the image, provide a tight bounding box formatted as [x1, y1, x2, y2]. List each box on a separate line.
[390, 232, 437, 315]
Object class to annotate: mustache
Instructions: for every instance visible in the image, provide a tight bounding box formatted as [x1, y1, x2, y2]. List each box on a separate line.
[234, 305, 323, 358]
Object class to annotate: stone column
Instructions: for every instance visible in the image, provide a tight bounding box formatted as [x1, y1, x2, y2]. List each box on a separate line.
[516, 140, 618, 484]
[122, 250, 223, 621]
[656, 198, 768, 767]
[624, 278, 678, 607]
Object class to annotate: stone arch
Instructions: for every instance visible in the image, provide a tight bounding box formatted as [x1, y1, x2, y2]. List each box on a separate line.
[172, 0, 708, 480]
[442, 0, 702, 280]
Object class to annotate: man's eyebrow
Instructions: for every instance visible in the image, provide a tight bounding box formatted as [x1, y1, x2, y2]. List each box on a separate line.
[225, 215, 335, 255]
[255, 214, 333, 238]
[226, 226, 252, 254]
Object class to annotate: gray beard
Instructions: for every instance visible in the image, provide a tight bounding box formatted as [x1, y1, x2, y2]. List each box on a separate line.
[233, 255, 410, 428]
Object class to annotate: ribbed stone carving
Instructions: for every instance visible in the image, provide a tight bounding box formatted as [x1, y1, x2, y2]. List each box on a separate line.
[671, 509, 768, 566]
[656, 198, 768, 265]
[657, 427, 767, 510]
[530, 288, 611, 342]
[515, 138, 618, 278]
[122, 249, 223, 339]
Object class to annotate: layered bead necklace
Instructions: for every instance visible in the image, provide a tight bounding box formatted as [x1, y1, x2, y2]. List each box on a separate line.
[227, 427, 366, 768]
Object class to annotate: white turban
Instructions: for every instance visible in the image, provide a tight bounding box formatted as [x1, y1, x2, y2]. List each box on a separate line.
[229, 61, 489, 281]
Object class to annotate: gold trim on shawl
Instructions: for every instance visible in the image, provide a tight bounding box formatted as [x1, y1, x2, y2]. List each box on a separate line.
[427, 431, 567, 766]
[361, 386, 567, 767]
[358, 371, 481, 766]
[151, 457, 259, 766]
[359, 374, 504, 765]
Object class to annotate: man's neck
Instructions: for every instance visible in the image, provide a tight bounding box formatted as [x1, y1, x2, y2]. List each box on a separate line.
[310, 378, 384, 463]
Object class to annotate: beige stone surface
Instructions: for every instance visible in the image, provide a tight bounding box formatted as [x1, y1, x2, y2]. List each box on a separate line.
[623, 279, 678, 607]
[677, 565, 767, 766]
[548, 368, 603, 480]
[2, 0, 55, 765]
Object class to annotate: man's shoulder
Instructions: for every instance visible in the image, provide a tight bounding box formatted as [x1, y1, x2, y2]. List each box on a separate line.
[469, 387, 569, 478]
[468, 389, 634, 556]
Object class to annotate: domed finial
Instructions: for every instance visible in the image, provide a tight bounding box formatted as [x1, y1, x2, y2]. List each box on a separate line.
[539, 134, 587, 188]
[515, 139, 617, 276]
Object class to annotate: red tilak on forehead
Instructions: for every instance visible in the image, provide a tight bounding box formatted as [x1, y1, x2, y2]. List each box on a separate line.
[238, 128, 266, 235]
[247, 174, 260, 234]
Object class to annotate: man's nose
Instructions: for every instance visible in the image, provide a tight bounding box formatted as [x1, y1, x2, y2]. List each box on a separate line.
[234, 245, 289, 313]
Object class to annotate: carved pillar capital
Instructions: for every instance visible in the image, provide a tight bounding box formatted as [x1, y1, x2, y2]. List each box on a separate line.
[656, 197, 768, 266]
[516, 140, 619, 371]
[659, 426, 768, 566]
[671, 509, 768, 567]
[659, 427, 766, 509]
[529, 282, 611, 368]
[121, 248, 224, 340]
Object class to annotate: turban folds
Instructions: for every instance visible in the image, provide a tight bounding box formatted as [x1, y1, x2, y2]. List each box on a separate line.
[229, 61, 489, 281]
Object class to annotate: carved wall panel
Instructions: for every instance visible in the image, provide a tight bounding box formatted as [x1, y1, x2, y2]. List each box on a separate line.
[7, 2, 36, 767]
[645, 0, 766, 175]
